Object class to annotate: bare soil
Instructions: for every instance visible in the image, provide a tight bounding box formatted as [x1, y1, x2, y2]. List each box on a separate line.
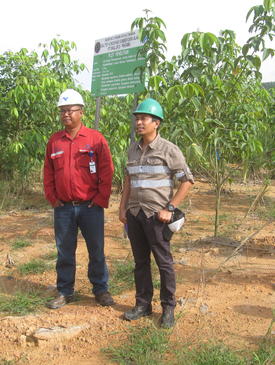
[0, 180, 274, 364]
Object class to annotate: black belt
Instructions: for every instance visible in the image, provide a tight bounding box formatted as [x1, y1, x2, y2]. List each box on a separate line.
[62, 200, 91, 206]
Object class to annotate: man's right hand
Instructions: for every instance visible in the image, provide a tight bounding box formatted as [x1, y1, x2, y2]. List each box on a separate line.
[52, 200, 64, 208]
[119, 208, 127, 224]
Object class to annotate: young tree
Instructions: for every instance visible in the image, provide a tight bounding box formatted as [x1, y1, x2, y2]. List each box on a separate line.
[0, 39, 85, 181]
[131, 1, 274, 236]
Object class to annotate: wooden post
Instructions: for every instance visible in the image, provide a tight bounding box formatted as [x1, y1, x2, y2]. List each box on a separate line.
[94, 97, 101, 130]
[130, 94, 138, 143]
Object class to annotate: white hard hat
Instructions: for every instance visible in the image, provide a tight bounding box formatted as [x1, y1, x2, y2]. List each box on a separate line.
[57, 89, 84, 107]
[162, 208, 185, 241]
[168, 216, 185, 232]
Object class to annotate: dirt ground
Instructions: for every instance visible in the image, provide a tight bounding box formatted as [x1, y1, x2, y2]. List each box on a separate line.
[0, 180, 274, 364]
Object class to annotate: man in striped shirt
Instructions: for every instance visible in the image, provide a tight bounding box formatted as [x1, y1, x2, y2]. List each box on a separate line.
[119, 98, 194, 328]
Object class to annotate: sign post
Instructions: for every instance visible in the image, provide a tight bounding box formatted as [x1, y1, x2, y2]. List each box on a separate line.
[94, 97, 101, 130]
[91, 30, 145, 97]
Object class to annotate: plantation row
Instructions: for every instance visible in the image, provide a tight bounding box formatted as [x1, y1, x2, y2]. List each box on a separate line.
[0, 1, 274, 233]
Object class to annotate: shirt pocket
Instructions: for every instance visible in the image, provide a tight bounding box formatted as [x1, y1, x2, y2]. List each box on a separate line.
[51, 151, 64, 170]
[146, 157, 165, 166]
[78, 153, 90, 169]
[145, 157, 170, 176]
[78, 152, 98, 177]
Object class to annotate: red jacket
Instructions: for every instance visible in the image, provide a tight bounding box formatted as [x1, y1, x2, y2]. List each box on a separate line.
[43, 125, 114, 208]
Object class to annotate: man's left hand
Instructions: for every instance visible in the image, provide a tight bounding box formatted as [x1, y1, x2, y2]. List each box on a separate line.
[157, 209, 172, 223]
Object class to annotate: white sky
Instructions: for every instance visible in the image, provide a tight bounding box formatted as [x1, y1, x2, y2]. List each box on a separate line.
[1, 0, 274, 89]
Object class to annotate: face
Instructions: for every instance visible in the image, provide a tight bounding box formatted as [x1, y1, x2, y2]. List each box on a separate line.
[59, 105, 83, 129]
[134, 113, 160, 137]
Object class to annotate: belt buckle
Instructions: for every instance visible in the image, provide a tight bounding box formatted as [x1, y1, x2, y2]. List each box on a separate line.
[72, 201, 80, 206]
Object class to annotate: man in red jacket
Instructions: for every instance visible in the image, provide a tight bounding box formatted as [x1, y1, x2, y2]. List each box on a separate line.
[44, 89, 114, 309]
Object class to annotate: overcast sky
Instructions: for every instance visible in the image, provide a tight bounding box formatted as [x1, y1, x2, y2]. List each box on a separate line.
[1, 0, 274, 89]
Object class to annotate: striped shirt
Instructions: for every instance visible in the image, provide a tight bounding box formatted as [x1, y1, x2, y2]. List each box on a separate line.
[126, 134, 194, 217]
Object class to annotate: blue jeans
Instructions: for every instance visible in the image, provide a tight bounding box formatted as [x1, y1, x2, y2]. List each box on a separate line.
[54, 203, 109, 296]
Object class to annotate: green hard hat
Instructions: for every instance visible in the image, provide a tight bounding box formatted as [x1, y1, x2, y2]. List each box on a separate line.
[133, 98, 164, 120]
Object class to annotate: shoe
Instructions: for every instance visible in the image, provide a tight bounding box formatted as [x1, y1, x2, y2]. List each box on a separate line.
[160, 306, 175, 329]
[46, 293, 74, 309]
[95, 291, 115, 306]
[124, 305, 152, 321]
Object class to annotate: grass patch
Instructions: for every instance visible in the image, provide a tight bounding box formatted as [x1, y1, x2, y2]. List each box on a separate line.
[102, 323, 170, 364]
[175, 343, 275, 365]
[152, 260, 160, 289]
[176, 344, 245, 365]
[109, 259, 135, 295]
[18, 259, 53, 275]
[11, 240, 32, 250]
[109, 259, 160, 295]
[40, 251, 57, 260]
[249, 343, 275, 365]
[0, 290, 48, 315]
[255, 197, 275, 220]
[103, 324, 274, 365]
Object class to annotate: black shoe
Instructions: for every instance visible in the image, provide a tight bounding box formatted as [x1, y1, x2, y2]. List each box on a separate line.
[46, 293, 74, 309]
[124, 305, 152, 321]
[160, 306, 175, 329]
[95, 291, 115, 306]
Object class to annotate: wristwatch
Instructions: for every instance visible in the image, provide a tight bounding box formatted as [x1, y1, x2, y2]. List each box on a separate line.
[166, 203, 175, 212]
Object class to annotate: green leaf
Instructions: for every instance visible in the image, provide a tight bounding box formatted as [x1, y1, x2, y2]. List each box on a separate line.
[263, 0, 273, 11]
[61, 53, 70, 64]
[263, 48, 274, 60]
[148, 75, 167, 91]
[155, 29, 166, 42]
[190, 143, 206, 161]
[166, 86, 178, 105]
[12, 107, 19, 118]
[242, 44, 250, 56]
[155, 17, 166, 29]
[205, 32, 219, 46]
[199, 33, 205, 50]
[181, 33, 190, 49]
[246, 6, 256, 22]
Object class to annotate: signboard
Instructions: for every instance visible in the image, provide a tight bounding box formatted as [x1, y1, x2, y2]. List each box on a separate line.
[91, 30, 145, 96]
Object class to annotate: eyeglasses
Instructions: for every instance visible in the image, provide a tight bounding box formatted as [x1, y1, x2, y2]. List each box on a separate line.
[59, 108, 81, 115]
[135, 115, 154, 123]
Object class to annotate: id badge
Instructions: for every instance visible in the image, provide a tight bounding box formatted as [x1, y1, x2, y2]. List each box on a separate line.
[89, 161, 96, 174]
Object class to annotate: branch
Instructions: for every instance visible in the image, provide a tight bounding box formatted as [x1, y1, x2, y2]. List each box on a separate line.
[218, 221, 272, 270]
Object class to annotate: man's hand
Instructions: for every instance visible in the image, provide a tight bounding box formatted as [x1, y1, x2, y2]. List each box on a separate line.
[52, 200, 64, 208]
[157, 209, 172, 223]
[119, 208, 127, 224]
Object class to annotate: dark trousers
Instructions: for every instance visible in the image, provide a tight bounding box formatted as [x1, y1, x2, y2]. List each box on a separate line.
[126, 209, 176, 308]
[54, 204, 108, 296]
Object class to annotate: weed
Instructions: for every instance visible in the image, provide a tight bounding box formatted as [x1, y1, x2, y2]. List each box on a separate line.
[11, 240, 32, 250]
[18, 259, 53, 275]
[102, 323, 170, 365]
[0, 290, 48, 315]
